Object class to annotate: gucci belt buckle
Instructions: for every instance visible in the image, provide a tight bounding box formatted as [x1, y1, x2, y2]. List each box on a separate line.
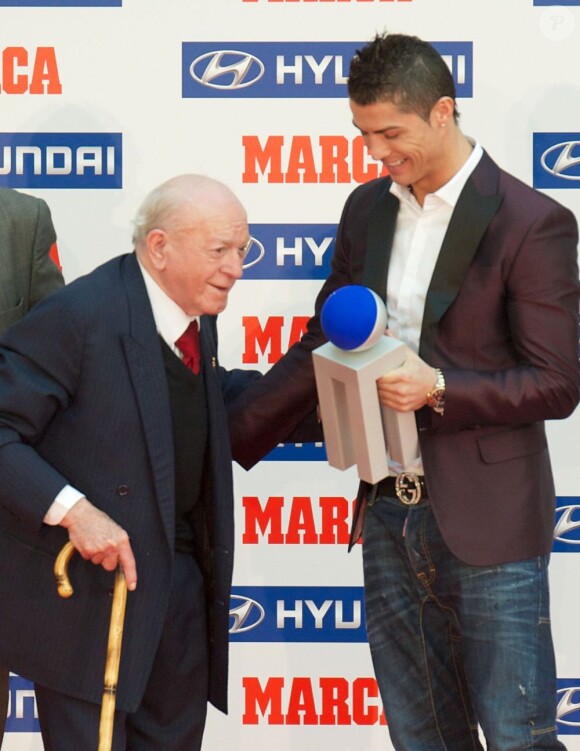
[395, 472, 422, 506]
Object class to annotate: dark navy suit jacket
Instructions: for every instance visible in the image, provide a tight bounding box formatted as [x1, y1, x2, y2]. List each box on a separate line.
[0, 252, 255, 713]
[229, 151, 580, 566]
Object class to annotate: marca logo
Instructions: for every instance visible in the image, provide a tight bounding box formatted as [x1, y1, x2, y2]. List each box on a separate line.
[0, 1, 121, 5]
[242, 313, 310, 364]
[557, 680, 580, 734]
[242, 495, 356, 545]
[230, 586, 365, 642]
[243, 135, 388, 184]
[244, 224, 335, 279]
[0, 46, 61, 94]
[50, 242, 61, 271]
[6, 674, 39, 733]
[243, 675, 386, 725]
[0, 133, 122, 189]
[182, 41, 472, 98]
[553, 497, 580, 552]
[533, 133, 580, 189]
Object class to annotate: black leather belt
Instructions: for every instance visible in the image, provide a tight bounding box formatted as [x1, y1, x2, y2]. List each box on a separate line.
[374, 472, 428, 506]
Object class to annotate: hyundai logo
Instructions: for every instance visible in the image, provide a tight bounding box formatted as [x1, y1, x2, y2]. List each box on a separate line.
[554, 504, 580, 544]
[540, 141, 580, 180]
[242, 237, 265, 270]
[557, 687, 580, 726]
[189, 50, 265, 90]
[229, 594, 265, 633]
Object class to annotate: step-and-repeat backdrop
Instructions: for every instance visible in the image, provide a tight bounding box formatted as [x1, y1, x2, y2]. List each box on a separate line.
[2, 0, 580, 748]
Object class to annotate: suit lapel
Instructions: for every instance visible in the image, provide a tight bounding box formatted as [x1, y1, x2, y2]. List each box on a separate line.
[199, 317, 218, 391]
[360, 156, 504, 361]
[120, 255, 176, 547]
[419, 160, 502, 360]
[198, 316, 229, 451]
[362, 182, 400, 303]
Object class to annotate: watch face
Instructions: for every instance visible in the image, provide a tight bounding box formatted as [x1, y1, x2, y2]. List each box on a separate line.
[427, 387, 445, 410]
[427, 370, 445, 411]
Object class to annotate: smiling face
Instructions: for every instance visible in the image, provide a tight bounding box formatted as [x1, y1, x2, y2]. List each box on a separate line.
[141, 177, 249, 316]
[351, 96, 458, 205]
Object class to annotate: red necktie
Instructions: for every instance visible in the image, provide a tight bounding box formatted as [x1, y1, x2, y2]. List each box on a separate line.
[175, 320, 200, 374]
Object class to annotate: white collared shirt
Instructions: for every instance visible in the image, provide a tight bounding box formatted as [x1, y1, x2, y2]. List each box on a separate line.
[44, 258, 199, 525]
[138, 260, 200, 357]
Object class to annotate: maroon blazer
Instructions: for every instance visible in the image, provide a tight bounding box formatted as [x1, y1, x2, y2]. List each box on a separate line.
[229, 151, 580, 566]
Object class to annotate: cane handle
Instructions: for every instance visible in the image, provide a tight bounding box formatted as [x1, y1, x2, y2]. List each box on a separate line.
[54, 540, 76, 598]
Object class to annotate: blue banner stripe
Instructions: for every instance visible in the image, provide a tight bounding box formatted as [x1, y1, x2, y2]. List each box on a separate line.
[230, 586, 366, 642]
[243, 224, 335, 280]
[0, 132, 123, 189]
[182, 41, 472, 99]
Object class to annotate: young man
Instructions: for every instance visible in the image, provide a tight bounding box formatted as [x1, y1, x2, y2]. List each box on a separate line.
[228, 33, 579, 749]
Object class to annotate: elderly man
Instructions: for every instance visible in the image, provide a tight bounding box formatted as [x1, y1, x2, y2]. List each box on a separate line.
[0, 174, 258, 750]
[0, 185, 63, 746]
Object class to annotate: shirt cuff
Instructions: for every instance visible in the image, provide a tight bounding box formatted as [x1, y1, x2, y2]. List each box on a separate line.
[43, 485, 85, 526]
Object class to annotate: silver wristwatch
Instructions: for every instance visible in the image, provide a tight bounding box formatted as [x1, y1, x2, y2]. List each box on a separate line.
[426, 368, 446, 414]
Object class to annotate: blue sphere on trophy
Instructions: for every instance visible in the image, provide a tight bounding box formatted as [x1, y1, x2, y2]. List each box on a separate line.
[320, 285, 387, 352]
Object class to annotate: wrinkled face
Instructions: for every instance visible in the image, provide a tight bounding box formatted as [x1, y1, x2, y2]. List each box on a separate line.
[151, 199, 249, 316]
[351, 97, 452, 203]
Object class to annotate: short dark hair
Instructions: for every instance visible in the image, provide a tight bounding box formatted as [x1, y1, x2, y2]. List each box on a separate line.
[348, 32, 459, 122]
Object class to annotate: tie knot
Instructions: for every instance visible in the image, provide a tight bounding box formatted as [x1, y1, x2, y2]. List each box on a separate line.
[175, 320, 200, 374]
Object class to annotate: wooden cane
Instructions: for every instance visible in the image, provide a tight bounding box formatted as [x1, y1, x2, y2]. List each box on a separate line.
[54, 541, 128, 751]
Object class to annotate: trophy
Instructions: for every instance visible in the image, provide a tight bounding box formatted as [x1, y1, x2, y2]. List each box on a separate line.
[312, 285, 419, 483]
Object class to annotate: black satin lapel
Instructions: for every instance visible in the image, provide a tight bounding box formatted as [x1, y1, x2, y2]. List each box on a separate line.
[362, 185, 400, 303]
[419, 178, 502, 360]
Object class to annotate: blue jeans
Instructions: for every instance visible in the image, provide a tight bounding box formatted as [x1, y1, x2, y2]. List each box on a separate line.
[362, 495, 566, 751]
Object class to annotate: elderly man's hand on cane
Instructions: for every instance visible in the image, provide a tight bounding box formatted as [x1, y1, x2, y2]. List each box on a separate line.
[60, 497, 137, 590]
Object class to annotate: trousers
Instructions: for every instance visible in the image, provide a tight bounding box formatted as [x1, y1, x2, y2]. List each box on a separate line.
[35, 552, 208, 751]
[362, 495, 565, 750]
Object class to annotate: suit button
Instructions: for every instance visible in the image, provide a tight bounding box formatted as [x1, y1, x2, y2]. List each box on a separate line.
[116, 485, 130, 497]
